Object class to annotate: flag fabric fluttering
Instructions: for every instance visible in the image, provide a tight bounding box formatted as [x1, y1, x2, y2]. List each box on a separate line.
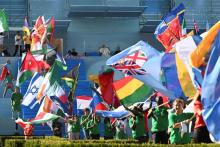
[161, 53, 197, 100]
[90, 87, 108, 112]
[37, 60, 67, 102]
[155, 3, 185, 52]
[181, 18, 187, 37]
[106, 40, 160, 80]
[30, 112, 60, 124]
[107, 40, 175, 99]
[174, 35, 202, 88]
[45, 16, 54, 45]
[75, 95, 93, 110]
[16, 51, 50, 86]
[0, 9, 9, 32]
[190, 21, 220, 68]
[96, 105, 130, 119]
[201, 30, 220, 143]
[113, 76, 152, 106]
[31, 16, 46, 51]
[23, 17, 30, 36]
[62, 63, 80, 102]
[22, 72, 44, 109]
[98, 69, 115, 105]
[0, 63, 10, 81]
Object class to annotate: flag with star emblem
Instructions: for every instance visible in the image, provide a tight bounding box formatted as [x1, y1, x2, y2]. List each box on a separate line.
[16, 51, 50, 86]
[22, 72, 44, 109]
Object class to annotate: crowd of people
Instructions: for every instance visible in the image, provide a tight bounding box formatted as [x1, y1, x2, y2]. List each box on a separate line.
[20, 92, 210, 145]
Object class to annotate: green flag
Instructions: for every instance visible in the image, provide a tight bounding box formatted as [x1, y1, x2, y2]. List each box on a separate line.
[0, 10, 9, 32]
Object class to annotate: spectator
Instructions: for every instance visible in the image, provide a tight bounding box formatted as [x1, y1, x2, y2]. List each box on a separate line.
[65, 50, 74, 59]
[98, 44, 111, 56]
[193, 93, 212, 143]
[80, 108, 90, 139]
[71, 48, 78, 56]
[23, 31, 31, 52]
[168, 98, 194, 144]
[14, 31, 22, 56]
[113, 46, 121, 55]
[0, 32, 4, 51]
[148, 96, 169, 144]
[0, 59, 14, 98]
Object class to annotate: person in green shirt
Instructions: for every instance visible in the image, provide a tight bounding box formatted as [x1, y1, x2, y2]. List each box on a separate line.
[11, 87, 23, 119]
[168, 98, 193, 144]
[148, 96, 169, 144]
[67, 115, 81, 140]
[86, 113, 100, 139]
[104, 117, 114, 139]
[80, 108, 90, 139]
[126, 106, 146, 143]
[113, 118, 127, 140]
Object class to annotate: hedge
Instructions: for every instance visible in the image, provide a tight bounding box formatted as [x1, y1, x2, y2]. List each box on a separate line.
[1, 136, 220, 147]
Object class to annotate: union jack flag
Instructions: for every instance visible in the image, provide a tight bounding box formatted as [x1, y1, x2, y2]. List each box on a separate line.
[113, 60, 146, 76]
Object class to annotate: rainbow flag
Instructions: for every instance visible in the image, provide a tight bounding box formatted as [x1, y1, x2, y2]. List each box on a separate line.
[113, 76, 152, 106]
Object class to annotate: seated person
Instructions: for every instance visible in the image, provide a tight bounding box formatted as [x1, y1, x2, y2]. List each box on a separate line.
[71, 48, 78, 56]
[98, 44, 110, 56]
[113, 46, 121, 55]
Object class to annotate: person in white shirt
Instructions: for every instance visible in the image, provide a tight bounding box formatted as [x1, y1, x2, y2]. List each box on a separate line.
[13, 31, 22, 56]
[98, 44, 111, 56]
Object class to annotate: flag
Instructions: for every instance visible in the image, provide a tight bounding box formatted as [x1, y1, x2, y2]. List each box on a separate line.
[181, 18, 186, 37]
[174, 35, 202, 88]
[155, 3, 185, 52]
[75, 95, 93, 110]
[161, 53, 197, 100]
[190, 21, 220, 68]
[106, 40, 160, 78]
[113, 76, 152, 106]
[90, 88, 108, 111]
[16, 51, 50, 86]
[22, 73, 44, 108]
[98, 69, 114, 105]
[0, 9, 8, 32]
[46, 16, 54, 44]
[201, 30, 220, 142]
[30, 112, 60, 124]
[62, 63, 80, 102]
[193, 19, 199, 35]
[107, 41, 175, 99]
[0, 63, 10, 81]
[96, 106, 130, 119]
[37, 96, 59, 115]
[15, 118, 30, 128]
[23, 17, 30, 36]
[156, 17, 181, 52]
[36, 60, 67, 102]
[31, 16, 46, 51]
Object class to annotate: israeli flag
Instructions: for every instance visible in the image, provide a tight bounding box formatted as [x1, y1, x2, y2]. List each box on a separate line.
[22, 72, 44, 109]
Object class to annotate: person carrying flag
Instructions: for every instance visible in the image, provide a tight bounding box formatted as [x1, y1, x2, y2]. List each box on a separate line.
[0, 59, 14, 98]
